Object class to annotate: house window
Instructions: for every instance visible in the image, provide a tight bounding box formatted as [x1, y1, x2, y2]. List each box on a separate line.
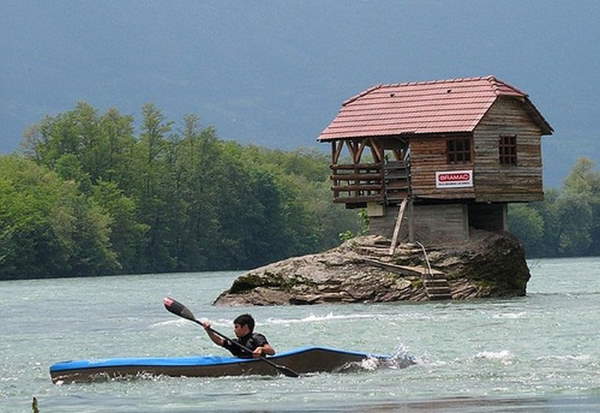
[499, 135, 517, 165]
[447, 138, 471, 163]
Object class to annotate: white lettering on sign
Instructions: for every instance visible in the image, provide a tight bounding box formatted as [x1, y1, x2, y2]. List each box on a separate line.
[435, 170, 473, 188]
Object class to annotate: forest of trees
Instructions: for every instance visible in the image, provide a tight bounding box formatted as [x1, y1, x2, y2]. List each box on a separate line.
[1, 102, 598, 280]
[0, 103, 360, 280]
[507, 157, 600, 258]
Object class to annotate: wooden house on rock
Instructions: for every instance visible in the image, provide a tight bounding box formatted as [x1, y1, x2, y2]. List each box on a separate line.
[318, 76, 553, 245]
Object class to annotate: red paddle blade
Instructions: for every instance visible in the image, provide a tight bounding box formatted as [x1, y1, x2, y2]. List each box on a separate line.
[163, 297, 197, 321]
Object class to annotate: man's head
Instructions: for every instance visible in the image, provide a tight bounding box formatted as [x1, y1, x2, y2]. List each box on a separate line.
[233, 314, 255, 337]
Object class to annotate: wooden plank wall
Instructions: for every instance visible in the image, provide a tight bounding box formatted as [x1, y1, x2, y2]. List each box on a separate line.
[473, 96, 543, 202]
[367, 203, 468, 244]
[412, 204, 469, 244]
[410, 133, 476, 199]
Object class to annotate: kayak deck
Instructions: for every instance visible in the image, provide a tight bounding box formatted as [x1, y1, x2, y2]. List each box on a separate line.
[50, 346, 390, 383]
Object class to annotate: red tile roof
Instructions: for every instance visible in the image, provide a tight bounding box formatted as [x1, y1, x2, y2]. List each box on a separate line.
[318, 76, 553, 141]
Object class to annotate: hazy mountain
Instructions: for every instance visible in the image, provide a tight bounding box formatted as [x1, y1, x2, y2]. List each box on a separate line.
[2, 0, 599, 187]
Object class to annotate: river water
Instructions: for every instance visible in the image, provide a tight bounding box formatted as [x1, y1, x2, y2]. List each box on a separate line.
[2, 257, 600, 412]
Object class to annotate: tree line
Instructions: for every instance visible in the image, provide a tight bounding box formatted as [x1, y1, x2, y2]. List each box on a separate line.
[508, 157, 600, 257]
[1, 102, 360, 280]
[1, 102, 597, 280]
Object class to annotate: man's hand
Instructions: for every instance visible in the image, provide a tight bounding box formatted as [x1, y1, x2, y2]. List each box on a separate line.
[201, 321, 225, 347]
[252, 347, 264, 358]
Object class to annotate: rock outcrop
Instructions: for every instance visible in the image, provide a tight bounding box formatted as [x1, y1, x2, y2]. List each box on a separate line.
[213, 230, 531, 306]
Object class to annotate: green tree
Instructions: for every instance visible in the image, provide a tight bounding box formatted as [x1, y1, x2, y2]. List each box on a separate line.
[508, 204, 545, 255]
[555, 194, 592, 256]
[0, 156, 118, 279]
[129, 104, 174, 271]
[22, 103, 136, 190]
[54, 153, 92, 192]
[557, 157, 600, 256]
[98, 108, 136, 184]
[510, 158, 600, 257]
[171, 116, 222, 269]
[90, 180, 148, 273]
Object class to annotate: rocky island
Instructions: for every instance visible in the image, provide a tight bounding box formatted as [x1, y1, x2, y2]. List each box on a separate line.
[214, 230, 530, 306]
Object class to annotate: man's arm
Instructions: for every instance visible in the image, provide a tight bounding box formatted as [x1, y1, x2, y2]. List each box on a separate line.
[252, 343, 275, 357]
[251, 334, 276, 357]
[201, 321, 225, 346]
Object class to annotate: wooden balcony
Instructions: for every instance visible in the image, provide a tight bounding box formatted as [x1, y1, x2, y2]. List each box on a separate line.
[330, 161, 411, 207]
[384, 161, 411, 203]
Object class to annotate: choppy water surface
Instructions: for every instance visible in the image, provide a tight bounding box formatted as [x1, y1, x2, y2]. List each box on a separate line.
[1, 257, 600, 412]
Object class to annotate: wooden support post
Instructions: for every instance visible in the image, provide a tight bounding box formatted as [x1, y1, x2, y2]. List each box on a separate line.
[389, 198, 408, 256]
[332, 141, 343, 164]
[408, 197, 415, 243]
[331, 142, 336, 164]
[369, 138, 383, 163]
[345, 141, 357, 162]
[355, 140, 366, 164]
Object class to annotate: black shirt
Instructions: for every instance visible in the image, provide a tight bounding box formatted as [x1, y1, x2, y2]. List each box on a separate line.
[222, 332, 269, 358]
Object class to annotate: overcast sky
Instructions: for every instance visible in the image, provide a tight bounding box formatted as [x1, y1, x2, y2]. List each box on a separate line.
[2, 0, 599, 186]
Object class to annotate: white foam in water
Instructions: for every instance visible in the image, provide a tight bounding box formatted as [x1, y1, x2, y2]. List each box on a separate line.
[333, 356, 383, 373]
[385, 342, 418, 369]
[475, 350, 514, 365]
[263, 313, 376, 325]
[390, 343, 411, 360]
[493, 312, 527, 319]
[359, 357, 381, 371]
[476, 350, 512, 359]
[262, 312, 437, 326]
[149, 319, 189, 328]
[329, 342, 417, 373]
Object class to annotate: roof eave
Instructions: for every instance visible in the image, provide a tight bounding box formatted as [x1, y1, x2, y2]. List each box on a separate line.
[317, 130, 474, 142]
[524, 97, 554, 135]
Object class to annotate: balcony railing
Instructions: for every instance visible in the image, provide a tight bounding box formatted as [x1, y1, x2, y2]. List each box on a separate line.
[330, 161, 410, 206]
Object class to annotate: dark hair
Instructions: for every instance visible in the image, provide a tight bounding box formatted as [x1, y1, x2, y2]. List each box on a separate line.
[233, 314, 255, 332]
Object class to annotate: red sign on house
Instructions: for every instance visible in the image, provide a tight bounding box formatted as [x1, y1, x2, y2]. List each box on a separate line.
[436, 170, 473, 188]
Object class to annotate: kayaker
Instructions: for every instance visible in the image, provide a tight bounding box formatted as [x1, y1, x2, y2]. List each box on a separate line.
[201, 314, 275, 359]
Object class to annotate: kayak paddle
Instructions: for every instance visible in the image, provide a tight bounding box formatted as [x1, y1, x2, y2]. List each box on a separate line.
[163, 297, 299, 378]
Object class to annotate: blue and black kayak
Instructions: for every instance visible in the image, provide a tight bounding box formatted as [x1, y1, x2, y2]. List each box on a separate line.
[50, 346, 391, 383]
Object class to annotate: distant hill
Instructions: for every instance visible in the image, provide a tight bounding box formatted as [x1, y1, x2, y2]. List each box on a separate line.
[2, 1, 599, 188]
